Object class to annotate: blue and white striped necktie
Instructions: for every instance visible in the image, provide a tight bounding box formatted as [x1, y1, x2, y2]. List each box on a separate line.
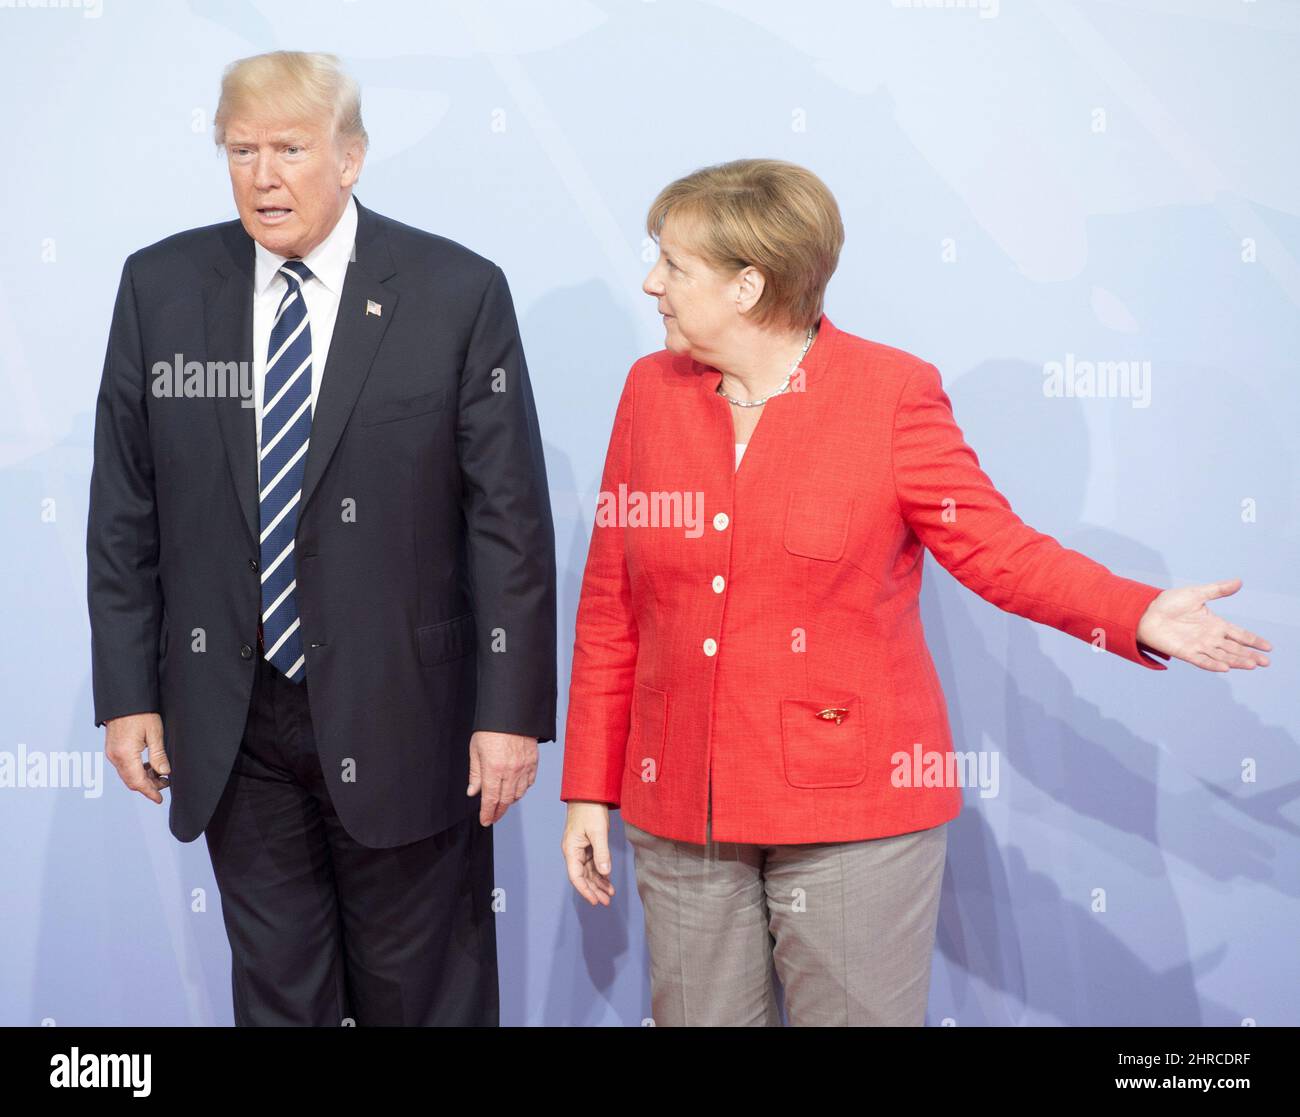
[258, 258, 315, 683]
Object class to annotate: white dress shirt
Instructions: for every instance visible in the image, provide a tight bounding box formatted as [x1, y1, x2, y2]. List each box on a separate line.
[251, 194, 358, 480]
[735, 442, 748, 469]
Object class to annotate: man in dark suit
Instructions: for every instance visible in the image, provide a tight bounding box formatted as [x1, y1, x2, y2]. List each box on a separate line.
[86, 51, 556, 1025]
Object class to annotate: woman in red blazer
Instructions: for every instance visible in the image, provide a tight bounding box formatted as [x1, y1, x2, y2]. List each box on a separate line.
[559, 159, 1271, 1026]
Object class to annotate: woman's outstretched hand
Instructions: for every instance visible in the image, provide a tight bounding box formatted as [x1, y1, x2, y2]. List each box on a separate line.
[1135, 578, 1271, 672]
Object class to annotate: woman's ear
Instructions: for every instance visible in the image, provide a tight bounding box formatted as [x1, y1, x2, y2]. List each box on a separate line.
[735, 265, 766, 312]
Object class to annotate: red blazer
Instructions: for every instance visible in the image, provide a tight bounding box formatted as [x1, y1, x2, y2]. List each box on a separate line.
[560, 315, 1168, 845]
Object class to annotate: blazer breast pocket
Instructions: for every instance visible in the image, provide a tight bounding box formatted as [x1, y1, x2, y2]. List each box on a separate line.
[356, 387, 446, 428]
[416, 613, 476, 666]
[780, 695, 867, 788]
[783, 491, 854, 562]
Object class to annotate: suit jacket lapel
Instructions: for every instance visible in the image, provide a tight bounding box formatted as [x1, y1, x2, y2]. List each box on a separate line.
[205, 220, 258, 545]
[201, 195, 399, 547]
[299, 196, 398, 518]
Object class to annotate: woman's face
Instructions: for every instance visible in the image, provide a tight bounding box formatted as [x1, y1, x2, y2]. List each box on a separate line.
[642, 214, 740, 357]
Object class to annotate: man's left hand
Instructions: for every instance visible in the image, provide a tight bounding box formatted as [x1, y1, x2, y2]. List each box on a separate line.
[468, 731, 539, 825]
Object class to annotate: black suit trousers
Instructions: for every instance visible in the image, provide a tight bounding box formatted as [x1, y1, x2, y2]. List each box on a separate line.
[203, 652, 498, 1026]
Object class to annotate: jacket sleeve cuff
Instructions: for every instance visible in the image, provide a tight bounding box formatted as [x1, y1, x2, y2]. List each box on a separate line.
[559, 767, 622, 809]
[1112, 580, 1169, 670]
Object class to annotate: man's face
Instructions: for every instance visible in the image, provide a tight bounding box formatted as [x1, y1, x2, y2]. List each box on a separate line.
[223, 113, 364, 258]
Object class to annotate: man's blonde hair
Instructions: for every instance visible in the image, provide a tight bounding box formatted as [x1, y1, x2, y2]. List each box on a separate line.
[646, 158, 844, 331]
[213, 51, 368, 149]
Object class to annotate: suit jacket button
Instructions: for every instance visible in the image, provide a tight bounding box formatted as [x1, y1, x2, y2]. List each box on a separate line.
[248, 558, 258, 572]
[240, 644, 253, 659]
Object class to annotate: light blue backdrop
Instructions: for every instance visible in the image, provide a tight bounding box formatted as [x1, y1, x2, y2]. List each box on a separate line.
[1, 0, 1296, 1026]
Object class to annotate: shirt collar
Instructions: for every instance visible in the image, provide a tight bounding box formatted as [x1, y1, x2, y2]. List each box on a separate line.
[253, 193, 357, 297]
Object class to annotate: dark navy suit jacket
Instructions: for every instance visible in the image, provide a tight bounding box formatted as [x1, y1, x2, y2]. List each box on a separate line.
[87, 195, 557, 847]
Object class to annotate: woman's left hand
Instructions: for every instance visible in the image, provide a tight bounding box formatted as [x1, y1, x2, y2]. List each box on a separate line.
[1135, 578, 1271, 672]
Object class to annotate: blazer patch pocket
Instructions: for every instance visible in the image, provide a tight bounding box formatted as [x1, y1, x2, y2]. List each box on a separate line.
[783, 492, 853, 562]
[780, 696, 867, 788]
[626, 683, 669, 784]
[416, 613, 476, 666]
[357, 387, 446, 427]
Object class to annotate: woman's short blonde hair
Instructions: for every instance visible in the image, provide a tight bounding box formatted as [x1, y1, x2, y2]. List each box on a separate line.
[213, 51, 368, 150]
[646, 158, 844, 331]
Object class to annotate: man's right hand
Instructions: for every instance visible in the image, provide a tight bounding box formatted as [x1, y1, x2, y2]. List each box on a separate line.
[105, 713, 170, 804]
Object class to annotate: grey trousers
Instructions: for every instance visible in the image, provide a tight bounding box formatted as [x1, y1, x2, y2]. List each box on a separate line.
[624, 795, 948, 1027]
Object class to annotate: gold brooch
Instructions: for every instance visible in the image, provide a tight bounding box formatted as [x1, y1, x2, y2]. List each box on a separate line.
[816, 707, 849, 725]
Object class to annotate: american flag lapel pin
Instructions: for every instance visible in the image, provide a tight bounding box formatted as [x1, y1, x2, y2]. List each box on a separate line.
[366, 299, 382, 317]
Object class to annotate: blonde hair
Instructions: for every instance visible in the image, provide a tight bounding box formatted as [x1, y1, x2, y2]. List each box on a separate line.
[213, 51, 368, 150]
[646, 158, 844, 331]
